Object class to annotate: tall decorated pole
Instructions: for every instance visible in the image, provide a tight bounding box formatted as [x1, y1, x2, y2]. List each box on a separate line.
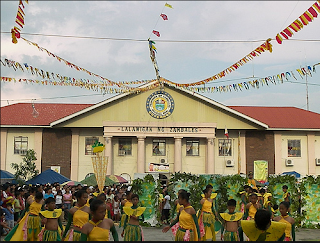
[91, 141, 108, 194]
[148, 39, 163, 90]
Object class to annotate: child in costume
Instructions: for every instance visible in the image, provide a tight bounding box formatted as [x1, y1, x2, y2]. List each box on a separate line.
[271, 204, 279, 219]
[80, 199, 119, 241]
[282, 185, 291, 204]
[162, 189, 201, 241]
[62, 190, 90, 241]
[170, 189, 184, 239]
[244, 193, 262, 220]
[239, 185, 252, 213]
[38, 197, 63, 241]
[121, 193, 145, 241]
[4, 191, 44, 241]
[119, 190, 133, 228]
[239, 209, 287, 241]
[247, 171, 258, 190]
[272, 201, 295, 241]
[198, 187, 219, 241]
[220, 199, 243, 241]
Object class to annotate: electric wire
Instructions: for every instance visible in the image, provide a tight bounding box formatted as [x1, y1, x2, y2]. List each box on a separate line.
[1, 32, 320, 43]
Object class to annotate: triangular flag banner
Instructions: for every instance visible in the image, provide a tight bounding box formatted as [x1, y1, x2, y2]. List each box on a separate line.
[160, 13, 168, 20]
[165, 3, 173, 8]
[152, 30, 160, 37]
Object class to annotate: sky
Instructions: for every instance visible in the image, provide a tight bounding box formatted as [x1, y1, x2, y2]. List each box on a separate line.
[1, 1, 320, 114]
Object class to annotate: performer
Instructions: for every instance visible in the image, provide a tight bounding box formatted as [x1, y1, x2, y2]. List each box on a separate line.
[198, 187, 219, 241]
[239, 209, 287, 241]
[38, 197, 63, 241]
[282, 185, 291, 205]
[119, 190, 133, 228]
[239, 185, 252, 213]
[170, 189, 184, 238]
[96, 193, 111, 219]
[80, 199, 119, 241]
[247, 171, 258, 190]
[219, 199, 243, 241]
[272, 201, 295, 241]
[62, 190, 90, 241]
[4, 191, 44, 241]
[121, 194, 145, 241]
[244, 193, 262, 220]
[162, 190, 201, 241]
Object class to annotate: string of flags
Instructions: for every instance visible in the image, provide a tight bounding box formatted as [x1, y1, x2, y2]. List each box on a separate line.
[0, 58, 151, 85]
[2, 57, 318, 94]
[11, 0, 29, 44]
[276, 1, 320, 44]
[6, 1, 319, 94]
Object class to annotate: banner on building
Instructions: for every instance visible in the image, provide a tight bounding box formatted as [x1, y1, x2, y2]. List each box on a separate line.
[51, 166, 61, 174]
[148, 163, 169, 173]
[254, 160, 268, 183]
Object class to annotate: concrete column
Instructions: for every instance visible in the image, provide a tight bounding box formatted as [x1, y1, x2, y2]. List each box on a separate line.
[240, 131, 246, 174]
[174, 137, 182, 172]
[307, 132, 316, 175]
[274, 132, 282, 174]
[70, 129, 80, 181]
[206, 138, 215, 174]
[34, 128, 43, 172]
[104, 136, 113, 175]
[1, 128, 8, 171]
[137, 136, 146, 173]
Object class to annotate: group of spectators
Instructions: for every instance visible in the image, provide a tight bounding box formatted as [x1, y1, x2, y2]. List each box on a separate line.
[0, 181, 130, 236]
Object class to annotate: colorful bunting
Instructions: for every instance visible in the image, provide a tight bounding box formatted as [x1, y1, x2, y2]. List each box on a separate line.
[11, 0, 28, 44]
[160, 13, 168, 20]
[152, 30, 160, 37]
[165, 3, 173, 9]
[275, 1, 319, 44]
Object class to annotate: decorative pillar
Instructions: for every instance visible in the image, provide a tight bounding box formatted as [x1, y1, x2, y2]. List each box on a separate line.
[104, 136, 113, 175]
[174, 137, 182, 172]
[137, 136, 146, 173]
[274, 132, 282, 174]
[1, 128, 8, 171]
[34, 128, 43, 172]
[240, 131, 246, 174]
[70, 129, 80, 181]
[307, 132, 316, 175]
[206, 138, 215, 174]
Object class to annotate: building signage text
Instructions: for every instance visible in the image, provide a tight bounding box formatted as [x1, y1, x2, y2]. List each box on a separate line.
[120, 126, 199, 133]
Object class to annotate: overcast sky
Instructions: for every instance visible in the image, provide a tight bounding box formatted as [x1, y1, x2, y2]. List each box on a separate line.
[1, 1, 320, 113]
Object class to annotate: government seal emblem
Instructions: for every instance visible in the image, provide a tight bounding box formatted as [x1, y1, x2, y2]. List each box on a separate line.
[146, 91, 174, 119]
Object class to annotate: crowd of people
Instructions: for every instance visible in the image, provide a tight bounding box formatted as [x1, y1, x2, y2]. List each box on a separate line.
[0, 171, 296, 241]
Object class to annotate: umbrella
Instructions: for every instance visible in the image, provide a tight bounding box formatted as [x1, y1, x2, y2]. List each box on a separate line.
[61, 180, 81, 186]
[107, 175, 128, 183]
[80, 174, 117, 187]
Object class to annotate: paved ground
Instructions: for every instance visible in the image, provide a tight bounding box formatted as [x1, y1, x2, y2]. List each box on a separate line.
[2, 224, 320, 241]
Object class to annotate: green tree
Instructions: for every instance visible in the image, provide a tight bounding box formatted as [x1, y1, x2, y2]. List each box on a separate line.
[11, 149, 39, 184]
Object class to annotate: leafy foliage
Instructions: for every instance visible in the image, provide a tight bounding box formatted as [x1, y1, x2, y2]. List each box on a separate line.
[11, 149, 39, 184]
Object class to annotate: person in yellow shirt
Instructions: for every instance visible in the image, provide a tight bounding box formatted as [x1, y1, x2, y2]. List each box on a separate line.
[247, 171, 258, 190]
[244, 193, 262, 220]
[162, 190, 201, 241]
[80, 199, 118, 241]
[4, 191, 44, 241]
[62, 190, 90, 241]
[239, 209, 287, 241]
[272, 201, 295, 241]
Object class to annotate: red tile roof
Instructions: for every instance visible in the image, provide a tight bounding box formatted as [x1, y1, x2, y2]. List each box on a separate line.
[228, 106, 320, 129]
[1, 103, 92, 126]
[1, 103, 320, 129]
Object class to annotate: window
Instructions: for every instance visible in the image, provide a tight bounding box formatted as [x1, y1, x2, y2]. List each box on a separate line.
[186, 140, 199, 156]
[85, 137, 99, 155]
[152, 139, 166, 156]
[119, 138, 132, 156]
[14, 136, 28, 155]
[218, 139, 232, 156]
[288, 139, 301, 157]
